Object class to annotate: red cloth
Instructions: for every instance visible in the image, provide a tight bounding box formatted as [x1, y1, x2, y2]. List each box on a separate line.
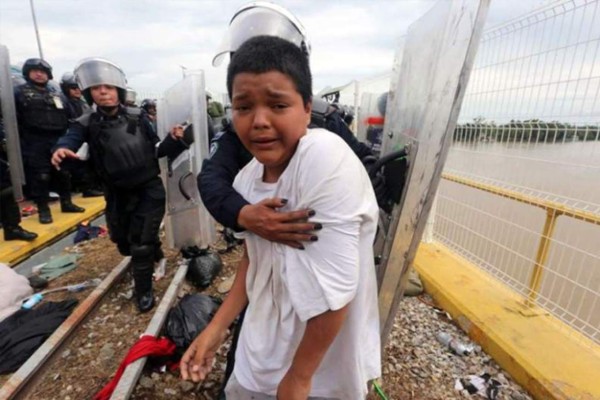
[94, 335, 177, 400]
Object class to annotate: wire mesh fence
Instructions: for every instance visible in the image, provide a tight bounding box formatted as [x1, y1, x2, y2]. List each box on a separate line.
[436, 0, 600, 345]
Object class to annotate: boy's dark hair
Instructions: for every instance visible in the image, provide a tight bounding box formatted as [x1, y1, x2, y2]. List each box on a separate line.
[227, 35, 312, 106]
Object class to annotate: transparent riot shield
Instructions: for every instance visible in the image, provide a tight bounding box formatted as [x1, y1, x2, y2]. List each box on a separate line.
[357, 92, 376, 142]
[357, 92, 385, 157]
[375, 0, 490, 343]
[156, 72, 216, 249]
[0, 45, 25, 201]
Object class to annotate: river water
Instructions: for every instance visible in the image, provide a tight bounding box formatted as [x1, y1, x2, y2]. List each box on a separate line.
[434, 139, 600, 343]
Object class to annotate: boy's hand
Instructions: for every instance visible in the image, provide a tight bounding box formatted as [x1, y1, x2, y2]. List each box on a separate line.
[237, 198, 320, 249]
[51, 148, 79, 170]
[180, 325, 227, 382]
[277, 370, 311, 400]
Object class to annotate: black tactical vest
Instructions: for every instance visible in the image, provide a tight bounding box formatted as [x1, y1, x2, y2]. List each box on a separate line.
[88, 111, 160, 188]
[18, 84, 69, 132]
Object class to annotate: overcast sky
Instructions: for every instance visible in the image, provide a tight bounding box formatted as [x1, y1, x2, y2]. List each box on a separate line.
[0, 0, 554, 97]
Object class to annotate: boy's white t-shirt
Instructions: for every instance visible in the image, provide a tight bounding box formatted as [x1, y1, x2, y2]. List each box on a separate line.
[232, 128, 381, 400]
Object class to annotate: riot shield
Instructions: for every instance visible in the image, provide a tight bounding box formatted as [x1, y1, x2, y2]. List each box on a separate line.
[156, 72, 216, 249]
[357, 92, 385, 157]
[0, 45, 25, 201]
[375, 0, 490, 343]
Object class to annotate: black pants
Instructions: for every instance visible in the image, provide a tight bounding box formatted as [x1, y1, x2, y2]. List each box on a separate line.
[0, 187, 21, 228]
[105, 178, 165, 292]
[21, 132, 71, 202]
[68, 159, 102, 193]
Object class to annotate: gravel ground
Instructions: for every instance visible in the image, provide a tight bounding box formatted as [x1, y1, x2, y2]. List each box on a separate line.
[1, 231, 534, 400]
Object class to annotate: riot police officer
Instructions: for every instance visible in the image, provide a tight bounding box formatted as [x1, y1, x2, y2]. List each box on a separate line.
[60, 71, 103, 198]
[14, 58, 84, 224]
[1, 104, 37, 241]
[125, 87, 137, 107]
[51, 58, 188, 312]
[60, 72, 90, 120]
[140, 98, 157, 133]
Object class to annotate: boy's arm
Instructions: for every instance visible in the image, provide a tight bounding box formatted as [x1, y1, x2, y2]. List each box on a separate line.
[180, 244, 249, 382]
[278, 306, 350, 399]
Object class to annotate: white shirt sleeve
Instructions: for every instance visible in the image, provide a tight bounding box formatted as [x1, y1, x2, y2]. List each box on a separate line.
[283, 131, 373, 322]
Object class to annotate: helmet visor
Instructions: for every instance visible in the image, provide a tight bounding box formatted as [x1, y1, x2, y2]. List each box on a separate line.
[213, 7, 306, 66]
[74, 58, 127, 91]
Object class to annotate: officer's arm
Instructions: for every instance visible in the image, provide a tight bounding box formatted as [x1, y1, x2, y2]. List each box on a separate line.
[155, 118, 215, 159]
[53, 120, 86, 153]
[51, 121, 87, 169]
[198, 131, 317, 247]
[197, 130, 249, 230]
[156, 134, 188, 159]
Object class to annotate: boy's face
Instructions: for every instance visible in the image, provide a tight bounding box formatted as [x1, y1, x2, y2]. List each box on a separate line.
[231, 71, 311, 180]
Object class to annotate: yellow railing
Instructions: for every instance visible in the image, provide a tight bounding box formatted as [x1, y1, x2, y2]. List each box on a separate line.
[441, 172, 600, 308]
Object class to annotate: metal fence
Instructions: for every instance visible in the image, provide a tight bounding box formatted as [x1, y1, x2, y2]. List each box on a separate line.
[332, 0, 600, 346]
[435, 0, 600, 345]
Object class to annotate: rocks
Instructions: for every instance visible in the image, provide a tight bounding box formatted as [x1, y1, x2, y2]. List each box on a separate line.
[164, 388, 177, 396]
[179, 380, 195, 393]
[139, 376, 154, 389]
[374, 295, 532, 399]
[217, 275, 235, 294]
[99, 343, 115, 360]
[61, 349, 71, 359]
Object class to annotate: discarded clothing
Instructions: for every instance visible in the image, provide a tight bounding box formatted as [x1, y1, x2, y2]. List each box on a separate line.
[164, 294, 222, 356]
[39, 254, 80, 281]
[94, 335, 176, 400]
[0, 263, 33, 323]
[73, 222, 107, 244]
[0, 299, 78, 374]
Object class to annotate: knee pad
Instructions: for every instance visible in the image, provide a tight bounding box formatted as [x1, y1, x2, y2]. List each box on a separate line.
[130, 243, 155, 260]
[38, 173, 51, 183]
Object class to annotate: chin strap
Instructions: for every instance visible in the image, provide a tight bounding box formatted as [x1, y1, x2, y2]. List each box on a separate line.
[98, 105, 119, 114]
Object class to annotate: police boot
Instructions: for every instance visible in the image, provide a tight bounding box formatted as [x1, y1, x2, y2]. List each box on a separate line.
[60, 198, 86, 213]
[37, 202, 53, 224]
[82, 188, 104, 198]
[131, 244, 155, 313]
[4, 225, 38, 241]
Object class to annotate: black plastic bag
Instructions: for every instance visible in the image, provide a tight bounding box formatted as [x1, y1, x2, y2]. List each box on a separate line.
[164, 294, 222, 356]
[186, 251, 223, 289]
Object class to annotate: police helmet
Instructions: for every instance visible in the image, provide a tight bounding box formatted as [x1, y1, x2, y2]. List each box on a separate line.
[212, 2, 310, 67]
[125, 87, 137, 105]
[141, 98, 157, 112]
[74, 57, 127, 105]
[22, 58, 53, 81]
[60, 72, 78, 95]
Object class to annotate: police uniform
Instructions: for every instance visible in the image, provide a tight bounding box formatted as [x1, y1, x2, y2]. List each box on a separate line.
[64, 96, 90, 121]
[0, 115, 37, 241]
[54, 105, 186, 311]
[14, 80, 82, 221]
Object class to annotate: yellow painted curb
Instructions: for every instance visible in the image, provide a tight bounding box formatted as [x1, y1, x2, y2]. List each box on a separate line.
[0, 195, 105, 266]
[414, 242, 600, 400]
